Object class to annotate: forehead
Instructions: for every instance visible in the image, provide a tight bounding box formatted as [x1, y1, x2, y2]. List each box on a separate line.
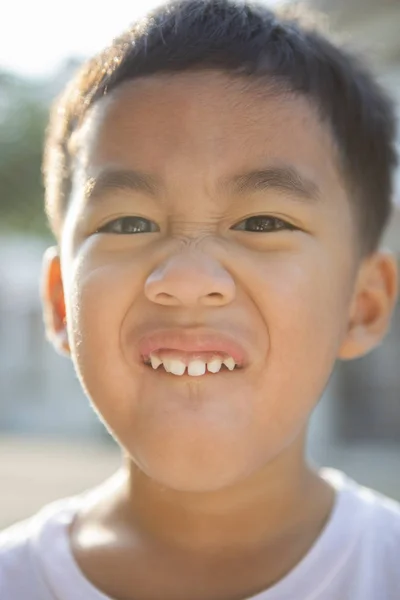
[76, 71, 345, 200]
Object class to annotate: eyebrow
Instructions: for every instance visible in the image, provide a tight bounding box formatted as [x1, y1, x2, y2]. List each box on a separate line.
[83, 168, 160, 202]
[83, 165, 320, 204]
[224, 166, 320, 202]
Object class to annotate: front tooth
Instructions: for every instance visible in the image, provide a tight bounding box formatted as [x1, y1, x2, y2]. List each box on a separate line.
[150, 354, 162, 369]
[223, 357, 236, 371]
[162, 359, 173, 373]
[167, 359, 186, 376]
[207, 358, 222, 373]
[187, 360, 207, 376]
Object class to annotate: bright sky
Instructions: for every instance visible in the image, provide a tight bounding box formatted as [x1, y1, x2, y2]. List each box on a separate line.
[0, 0, 163, 77]
[0, 0, 279, 78]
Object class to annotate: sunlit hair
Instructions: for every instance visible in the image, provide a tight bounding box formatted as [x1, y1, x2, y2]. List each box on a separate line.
[43, 0, 397, 255]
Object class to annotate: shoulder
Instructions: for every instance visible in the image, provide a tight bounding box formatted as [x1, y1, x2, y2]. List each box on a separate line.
[0, 513, 48, 599]
[353, 478, 400, 554]
[323, 469, 400, 576]
[348, 475, 400, 589]
[346, 473, 400, 532]
[0, 513, 38, 575]
[0, 496, 80, 600]
[324, 468, 400, 530]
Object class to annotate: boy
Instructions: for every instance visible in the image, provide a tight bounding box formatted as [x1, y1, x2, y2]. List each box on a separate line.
[1, 0, 399, 598]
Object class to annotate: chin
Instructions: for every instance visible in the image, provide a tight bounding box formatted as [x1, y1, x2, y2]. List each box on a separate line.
[121, 431, 257, 493]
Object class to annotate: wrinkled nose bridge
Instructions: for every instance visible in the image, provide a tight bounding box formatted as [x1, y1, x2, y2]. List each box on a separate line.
[144, 250, 236, 307]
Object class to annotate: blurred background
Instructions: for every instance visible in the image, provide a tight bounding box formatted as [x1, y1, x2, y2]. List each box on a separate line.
[0, 0, 399, 529]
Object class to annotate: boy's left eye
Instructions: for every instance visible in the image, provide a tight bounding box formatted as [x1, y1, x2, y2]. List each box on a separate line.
[231, 215, 296, 232]
[96, 216, 160, 234]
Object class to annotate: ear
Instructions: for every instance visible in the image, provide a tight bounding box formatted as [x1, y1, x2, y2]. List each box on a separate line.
[338, 250, 398, 361]
[41, 246, 70, 356]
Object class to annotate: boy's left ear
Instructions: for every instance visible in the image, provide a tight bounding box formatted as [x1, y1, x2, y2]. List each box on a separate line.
[338, 250, 398, 361]
[41, 246, 70, 356]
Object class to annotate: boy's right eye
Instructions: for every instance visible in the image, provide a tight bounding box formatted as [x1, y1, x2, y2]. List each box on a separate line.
[95, 216, 160, 234]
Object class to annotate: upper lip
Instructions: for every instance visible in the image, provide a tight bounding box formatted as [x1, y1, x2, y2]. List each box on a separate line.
[137, 328, 249, 366]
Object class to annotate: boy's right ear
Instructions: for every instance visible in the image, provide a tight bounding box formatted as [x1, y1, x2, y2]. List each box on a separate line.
[41, 246, 70, 356]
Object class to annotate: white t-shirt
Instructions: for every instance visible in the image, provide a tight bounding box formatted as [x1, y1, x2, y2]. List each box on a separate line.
[0, 468, 399, 600]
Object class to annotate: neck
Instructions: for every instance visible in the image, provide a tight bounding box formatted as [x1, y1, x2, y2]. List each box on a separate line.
[109, 433, 333, 555]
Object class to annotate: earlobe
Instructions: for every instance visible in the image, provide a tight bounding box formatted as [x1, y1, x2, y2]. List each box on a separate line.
[41, 246, 70, 356]
[338, 250, 398, 361]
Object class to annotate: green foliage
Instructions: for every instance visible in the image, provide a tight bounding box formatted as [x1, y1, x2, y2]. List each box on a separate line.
[0, 72, 52, 237]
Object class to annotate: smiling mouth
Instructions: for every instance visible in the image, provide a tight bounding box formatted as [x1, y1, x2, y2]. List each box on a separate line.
[138, 328, 248, 376]
[143, 351, 240, 377]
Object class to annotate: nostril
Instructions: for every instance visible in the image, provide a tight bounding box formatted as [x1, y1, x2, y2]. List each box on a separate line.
[208, 292, 223, 300]
[204, 292, 226, 305]
[156, 292, 177, 303]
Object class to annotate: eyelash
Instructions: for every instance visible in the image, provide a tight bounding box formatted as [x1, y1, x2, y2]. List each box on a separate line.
[232, 215, 297, 233]
[96, 217, 159, 235]
[95, 215, 297, 235]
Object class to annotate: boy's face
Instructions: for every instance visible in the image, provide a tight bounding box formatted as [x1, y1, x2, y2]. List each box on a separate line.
[43, 72, 397, 491]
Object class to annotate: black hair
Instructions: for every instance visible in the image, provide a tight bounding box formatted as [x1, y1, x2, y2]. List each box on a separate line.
[43, 0, 398, 255]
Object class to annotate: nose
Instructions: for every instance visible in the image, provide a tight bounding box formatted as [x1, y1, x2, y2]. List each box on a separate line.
[144, 253, 236, 307]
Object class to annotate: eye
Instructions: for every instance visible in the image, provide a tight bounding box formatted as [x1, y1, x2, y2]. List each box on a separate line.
[231, 215, 297, 233]
[96, 216, 160, 234]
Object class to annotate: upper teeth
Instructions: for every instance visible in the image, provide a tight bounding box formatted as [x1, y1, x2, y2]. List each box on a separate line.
[148, 354, 237, 376]
[150, 355, 163, 369]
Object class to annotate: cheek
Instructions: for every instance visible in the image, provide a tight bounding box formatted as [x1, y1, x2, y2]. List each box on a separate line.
[243, 248, 352, 425]
[268, 258, 348, 349]
[253, 242, 352, 343]
[63, 249, 143, 401]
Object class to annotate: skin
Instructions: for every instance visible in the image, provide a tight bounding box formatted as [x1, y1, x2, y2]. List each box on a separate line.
[42, 72, 398, 600]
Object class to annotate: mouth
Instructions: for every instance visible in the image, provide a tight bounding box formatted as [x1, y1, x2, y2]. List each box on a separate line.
[138, 329, 247, 377]
[144, 351, 240, 376]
